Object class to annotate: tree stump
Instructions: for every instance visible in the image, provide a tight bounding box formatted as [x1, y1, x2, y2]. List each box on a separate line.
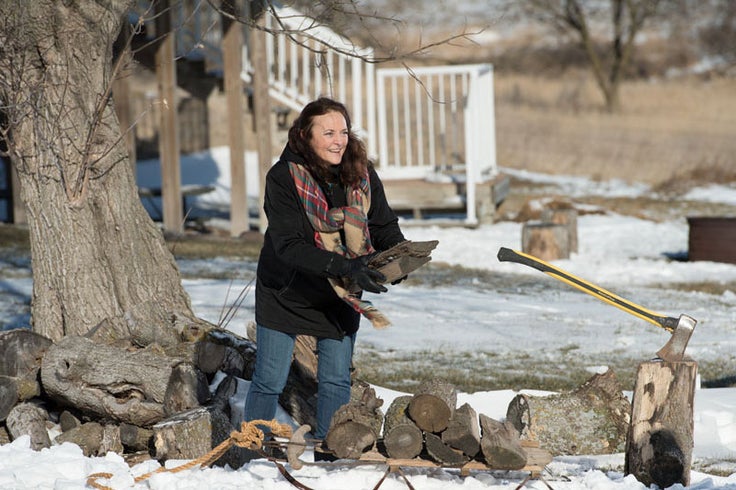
[521, 222, 570, 260]
[506, 369, 631, 455]
[408, 378, 456, 433]
[442, 402, 481, 458]
[382, 395, 423, 459]
[41, 336, 206, 426]
[479, 414, 527, 469]
[541, 208, 578, 254]
[6, 401, 51, 450]
[153, 406, 250, 469]
[625, 360, 698, 488]
[325, 382, 384, 459]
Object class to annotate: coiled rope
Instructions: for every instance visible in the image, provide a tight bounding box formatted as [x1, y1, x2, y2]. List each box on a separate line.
[86, 419, 292, 490]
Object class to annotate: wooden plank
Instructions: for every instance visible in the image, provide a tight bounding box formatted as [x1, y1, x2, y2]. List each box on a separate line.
[357, 440, 552, 474]
[155, 0, 183, 234]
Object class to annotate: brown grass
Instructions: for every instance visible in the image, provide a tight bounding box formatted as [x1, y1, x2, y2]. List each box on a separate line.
[494, 72, 736, 187]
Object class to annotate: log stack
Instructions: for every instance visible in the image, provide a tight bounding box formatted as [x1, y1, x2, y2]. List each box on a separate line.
[324, 378, 529, 469]
[0, 327, 262, 467]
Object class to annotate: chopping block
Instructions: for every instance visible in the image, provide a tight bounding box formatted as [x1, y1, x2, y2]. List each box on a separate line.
[624, 359, 698, 488]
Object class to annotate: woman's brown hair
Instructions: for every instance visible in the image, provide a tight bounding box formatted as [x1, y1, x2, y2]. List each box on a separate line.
[287, 97, 369, 187]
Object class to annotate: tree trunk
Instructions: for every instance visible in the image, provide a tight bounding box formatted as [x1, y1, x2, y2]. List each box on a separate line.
[625, 360, 697, 488]
[40, 336, 207, 426]
[0, 0, 198, 343]
[506, 369, 631, 456]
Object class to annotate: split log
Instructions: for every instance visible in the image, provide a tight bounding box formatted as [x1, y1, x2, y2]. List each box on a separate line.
[0, 329, 53, 420]
[541, 208, 578, 254]
[59, 410, 82, 432]
[425, 432, 470, 465]
[325, 382, 384, 459]
[521, 222, 570, 260]
[206, 326, 257, 378]
[408, 378, 456, 433]
[479, 414, 527, 470]
[41, 336, 207, 426]
[55, 422, 123, 457]
[442, 402, 481, 458]
[367, 240, 439, 284]
[506, 369, 631, 456]
[625, 360, 697, 488]
[120, 423, 154, 452]
[382, 395, 423, 459]
[0, 329, 53, 376]
[164, 362, 210, 416]
[6, 401, 51, 450]
[153, 406, 250, 469]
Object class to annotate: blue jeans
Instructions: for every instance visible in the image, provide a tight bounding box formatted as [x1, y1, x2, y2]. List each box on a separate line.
[244, 324, 355, 440]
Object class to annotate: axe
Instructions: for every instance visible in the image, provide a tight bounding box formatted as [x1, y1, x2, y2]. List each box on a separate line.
[497, 247, 696, 362]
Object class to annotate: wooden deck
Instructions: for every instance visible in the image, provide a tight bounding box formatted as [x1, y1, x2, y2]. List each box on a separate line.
[382, 173, 510, 224]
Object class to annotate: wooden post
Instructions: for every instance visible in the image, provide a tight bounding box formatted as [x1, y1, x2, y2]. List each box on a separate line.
[155, 0, 183, 234]
[222, 1, 249, 237]
[249, 15, 273, 233]
[625, 360, 698, 488]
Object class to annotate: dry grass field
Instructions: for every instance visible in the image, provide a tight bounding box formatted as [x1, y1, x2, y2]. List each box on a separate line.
[494, 72, 736, 190]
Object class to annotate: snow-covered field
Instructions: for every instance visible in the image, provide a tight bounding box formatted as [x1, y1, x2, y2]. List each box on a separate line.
[2, 157, 736, 488]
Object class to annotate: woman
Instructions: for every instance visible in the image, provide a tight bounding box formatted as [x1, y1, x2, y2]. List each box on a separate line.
[245, 97, 406, 451]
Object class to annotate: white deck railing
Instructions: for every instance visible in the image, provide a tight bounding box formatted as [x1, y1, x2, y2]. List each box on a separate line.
[135, 1, 498, 223]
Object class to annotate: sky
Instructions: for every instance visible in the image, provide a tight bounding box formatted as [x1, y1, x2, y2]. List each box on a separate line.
[1, 152, 736, 489]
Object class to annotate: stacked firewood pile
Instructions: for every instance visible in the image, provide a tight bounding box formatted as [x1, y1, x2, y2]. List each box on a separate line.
[325, 379, 530, 469]
[1, 325, 631, 471]
[0, 328, 258, 468]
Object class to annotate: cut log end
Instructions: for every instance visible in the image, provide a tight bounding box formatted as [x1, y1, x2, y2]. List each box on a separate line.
[384, 424, 423, 460]
[408, 394, 451, 433]
[325, 421, 376, 459]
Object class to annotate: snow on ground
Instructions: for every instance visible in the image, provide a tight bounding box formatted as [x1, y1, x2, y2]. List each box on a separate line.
[1, 157, 736, 488]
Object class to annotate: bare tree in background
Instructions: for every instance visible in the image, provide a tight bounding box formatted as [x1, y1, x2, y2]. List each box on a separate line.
[522, 0, 662, 112]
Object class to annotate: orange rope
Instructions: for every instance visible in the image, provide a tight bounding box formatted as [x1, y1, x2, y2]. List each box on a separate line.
[87, 419, 293, 489]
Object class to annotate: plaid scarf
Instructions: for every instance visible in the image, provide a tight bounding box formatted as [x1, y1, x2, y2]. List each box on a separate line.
[288, 161, 390, 329]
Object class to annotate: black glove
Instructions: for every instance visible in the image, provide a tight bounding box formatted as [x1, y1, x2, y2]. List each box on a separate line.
[342, 257, 387, 294]
[391, 275, 408, 285]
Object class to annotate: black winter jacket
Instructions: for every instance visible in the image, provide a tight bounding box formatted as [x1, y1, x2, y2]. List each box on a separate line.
[255, 145, 405, 339]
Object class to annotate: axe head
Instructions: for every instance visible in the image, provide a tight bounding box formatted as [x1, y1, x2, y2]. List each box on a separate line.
[656, 314, 697, 362]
